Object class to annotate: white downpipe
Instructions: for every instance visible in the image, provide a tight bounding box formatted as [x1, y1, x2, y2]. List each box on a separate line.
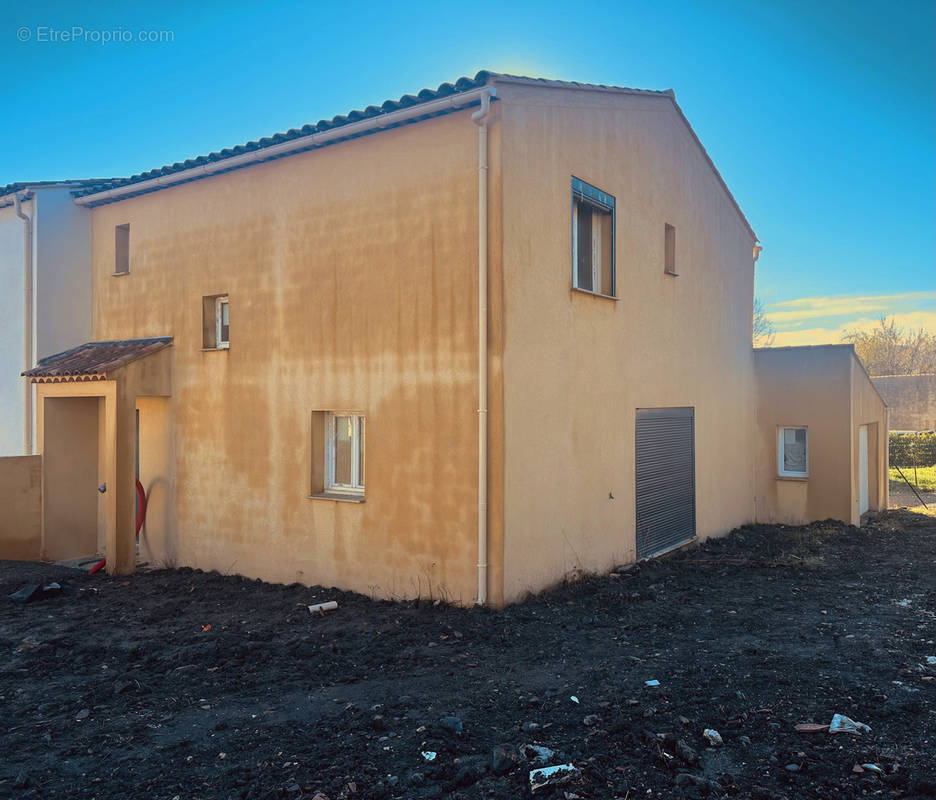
[472, 88, 494, 605]
[13, 194, 33, 455]
[74, 87, 497, 206]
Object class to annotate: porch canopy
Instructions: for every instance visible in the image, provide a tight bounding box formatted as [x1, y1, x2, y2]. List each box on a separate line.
[23, 337, 172, 382]
[23, 337, 172, 573]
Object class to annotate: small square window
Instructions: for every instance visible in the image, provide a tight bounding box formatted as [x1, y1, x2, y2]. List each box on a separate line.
[571, 178, 615, 296]
[115, 224, 130, 274]
[216, 297, 230, 349]
[664, 223, 677, 275]
[778, 426, 808, 478]
[326, 413, 365, 494]
[202, 294, 229, 349]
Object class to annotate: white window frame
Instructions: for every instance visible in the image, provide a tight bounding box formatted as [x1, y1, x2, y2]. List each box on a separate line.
[215, 296, 230, 349]
[571, 177, 615, 297]
[325, 412, 365, 495]
[778, 426, 808, 478]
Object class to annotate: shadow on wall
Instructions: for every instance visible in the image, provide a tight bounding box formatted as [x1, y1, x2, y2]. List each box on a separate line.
[139, 475, 177, 567]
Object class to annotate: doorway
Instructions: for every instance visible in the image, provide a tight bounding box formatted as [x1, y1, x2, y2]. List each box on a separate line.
[858, 424, 869, 516]
[42, 397, 101, 561]
[635, 407, 696, 559]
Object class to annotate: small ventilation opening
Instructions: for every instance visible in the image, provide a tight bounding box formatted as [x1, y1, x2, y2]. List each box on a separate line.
[115, 224, 130, 275]
[664, 223, 676, 275]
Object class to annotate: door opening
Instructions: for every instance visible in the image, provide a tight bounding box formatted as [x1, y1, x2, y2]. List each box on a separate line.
[858, 424, 869, 517]
[42, 397, 101, 561]
[635, 407, 696, 559]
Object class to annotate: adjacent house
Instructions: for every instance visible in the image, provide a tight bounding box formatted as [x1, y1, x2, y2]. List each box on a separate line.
[0, 181, 97, 455]
[754, 345, 888, 526]
[7, 71, 890, 604]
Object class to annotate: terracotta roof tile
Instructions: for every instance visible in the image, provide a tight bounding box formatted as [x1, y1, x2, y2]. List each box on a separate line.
[23, 337, 172, 381]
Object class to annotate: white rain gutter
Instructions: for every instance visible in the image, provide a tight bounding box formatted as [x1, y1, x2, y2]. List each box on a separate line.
[13, 194, 33, 454]
[73, 86, 497, 206]
[471, 87, 495, 605]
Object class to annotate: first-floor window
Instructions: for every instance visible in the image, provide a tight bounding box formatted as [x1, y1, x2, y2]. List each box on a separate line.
[778, 426, 808, 477]
[327, 413, 365, 493]
[216, 296, 230, 348]
[202, 294, 229, 349]
[571, 177, 615, 296]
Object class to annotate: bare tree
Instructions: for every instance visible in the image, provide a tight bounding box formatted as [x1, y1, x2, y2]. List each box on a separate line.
[753, 298, 775, 347]
[842, 317, 936, 376]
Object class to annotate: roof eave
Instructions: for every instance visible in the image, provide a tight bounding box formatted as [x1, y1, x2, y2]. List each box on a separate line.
[74, 85, 496, 207]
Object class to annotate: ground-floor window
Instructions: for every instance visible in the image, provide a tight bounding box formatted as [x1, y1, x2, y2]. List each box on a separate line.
[326, 413, 365, 494]
[778, 426, 808, 477]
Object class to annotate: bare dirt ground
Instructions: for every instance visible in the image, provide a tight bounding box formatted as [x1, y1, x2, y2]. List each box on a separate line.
[889, 485, 936, 511]
[2, 510, 935, 800]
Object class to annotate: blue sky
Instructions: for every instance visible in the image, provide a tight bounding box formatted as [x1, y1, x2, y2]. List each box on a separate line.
[2, 0, 933, 344]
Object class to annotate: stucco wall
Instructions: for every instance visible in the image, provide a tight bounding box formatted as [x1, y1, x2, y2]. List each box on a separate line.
[0, 455, 41, 560]
[89, 110, 495, 603]
[497, 84, 757, 600]
[754, 345, 887, 526]
[871, 375, 936, 431]
[137, 396, 175, 567]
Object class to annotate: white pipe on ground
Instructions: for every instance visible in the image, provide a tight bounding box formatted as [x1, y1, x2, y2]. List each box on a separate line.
[13, 194, 33, 454]
[472, 87, 495, 605]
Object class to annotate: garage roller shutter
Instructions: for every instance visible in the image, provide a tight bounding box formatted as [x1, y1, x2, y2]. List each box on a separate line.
[635, 407, 696, 559]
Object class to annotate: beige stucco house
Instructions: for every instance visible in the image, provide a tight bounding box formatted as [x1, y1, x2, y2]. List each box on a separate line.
[6, 72, 889, 604]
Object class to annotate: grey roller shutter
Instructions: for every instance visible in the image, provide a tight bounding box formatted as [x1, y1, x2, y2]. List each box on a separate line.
[635, 407, 695, 559]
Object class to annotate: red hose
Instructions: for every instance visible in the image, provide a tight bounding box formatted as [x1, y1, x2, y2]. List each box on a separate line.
[135, 479, 147, 539]
[87, 558, 106, 575]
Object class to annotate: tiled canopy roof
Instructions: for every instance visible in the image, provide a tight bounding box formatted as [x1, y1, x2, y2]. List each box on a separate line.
[23, 337, 172, 382]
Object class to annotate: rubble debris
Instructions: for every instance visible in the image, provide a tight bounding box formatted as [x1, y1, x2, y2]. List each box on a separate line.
[308, 601, 338, 614]
[491, 745, 517, 775]
[9, 582, 63, 603]
[794, 723, 830, 734]
[675, 739, 698, 765]
[829, 714, 871, 735]
[441, 715, 463, 734]
[529, 763, 577, 793]
[702, 729, 723, 747]
[521, 744, 556, 764]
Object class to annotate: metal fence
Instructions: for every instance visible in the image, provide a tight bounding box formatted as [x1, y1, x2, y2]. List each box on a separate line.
[889, 432, 936, 469]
